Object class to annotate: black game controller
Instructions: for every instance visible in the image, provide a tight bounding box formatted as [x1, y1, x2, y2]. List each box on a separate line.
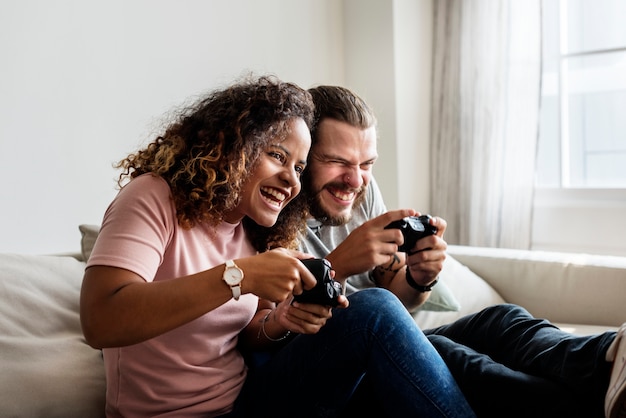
[385, 215, 437, 252]
[293, 258, 343, 307]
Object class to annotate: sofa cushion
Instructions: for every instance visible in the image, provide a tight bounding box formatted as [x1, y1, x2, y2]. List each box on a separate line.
[79, 224, 100, 261]
[0, 254, 105, 418]
[413, 255, 506, 330]
[416, 273, 461, 312]
[448, 245, 626, 328]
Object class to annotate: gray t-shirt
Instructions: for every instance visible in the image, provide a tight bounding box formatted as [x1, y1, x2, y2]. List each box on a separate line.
[298, 178, 387, 295]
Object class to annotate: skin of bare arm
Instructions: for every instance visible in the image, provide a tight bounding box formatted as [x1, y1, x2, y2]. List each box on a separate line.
[301, 115, 447, 312]
[238, 289, 349, 351]
[80, 248, 322, 348]
[324, 210, 447, 312]
[323, 209, 415, 283]
[383, 216, 448, 311]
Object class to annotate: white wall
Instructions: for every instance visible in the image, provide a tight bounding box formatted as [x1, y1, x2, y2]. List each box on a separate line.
[0, 0, 433, 254]
[2, 1, 620, 258]
[0, 0, 346, 255]
[342, 0, 433, 212]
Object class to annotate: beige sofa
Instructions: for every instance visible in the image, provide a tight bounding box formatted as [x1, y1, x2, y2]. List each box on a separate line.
[1, 227, 625, 417]
[414, 245, 626, 335]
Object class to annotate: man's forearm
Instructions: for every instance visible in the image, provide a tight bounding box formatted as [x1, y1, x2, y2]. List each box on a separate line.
[371, 256, 432, 311]
[370, 253, 403, 287]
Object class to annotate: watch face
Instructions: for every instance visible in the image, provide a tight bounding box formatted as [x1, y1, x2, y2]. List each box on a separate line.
[224, 266, 243, 285]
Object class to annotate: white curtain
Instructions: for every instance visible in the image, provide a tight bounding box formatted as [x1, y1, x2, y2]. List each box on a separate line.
[430, 0, 542, 249]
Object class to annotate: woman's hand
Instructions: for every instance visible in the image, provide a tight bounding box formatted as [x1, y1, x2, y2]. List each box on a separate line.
[273, 293, 349, 335]
[236, 248, 319, 303]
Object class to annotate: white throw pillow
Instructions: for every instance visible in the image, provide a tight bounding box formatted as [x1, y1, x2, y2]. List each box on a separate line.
[414, 276, 461, 312]
[413, 255, 506, 330]
[0, 254, 105, 417]
[79, 224, 100, 261]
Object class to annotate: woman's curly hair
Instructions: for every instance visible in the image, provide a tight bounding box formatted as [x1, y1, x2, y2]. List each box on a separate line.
[116, 75, 315, 251]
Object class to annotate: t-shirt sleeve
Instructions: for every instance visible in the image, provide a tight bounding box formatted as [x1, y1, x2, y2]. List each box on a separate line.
[86, 175, 176, 282]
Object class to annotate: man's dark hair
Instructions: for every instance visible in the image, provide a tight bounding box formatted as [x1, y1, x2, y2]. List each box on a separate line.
[308, 85, 377, 141]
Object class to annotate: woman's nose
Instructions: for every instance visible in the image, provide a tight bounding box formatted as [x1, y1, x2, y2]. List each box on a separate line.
[280, 167, 299, 186]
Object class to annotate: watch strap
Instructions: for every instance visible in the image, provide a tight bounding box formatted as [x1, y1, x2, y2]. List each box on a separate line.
[405, 268, 438, 292]
[223, 260, 243, 301]
[230, 285, 241, 300]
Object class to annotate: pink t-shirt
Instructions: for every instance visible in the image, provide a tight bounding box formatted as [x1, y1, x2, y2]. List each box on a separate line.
[87, 174, 258, 418]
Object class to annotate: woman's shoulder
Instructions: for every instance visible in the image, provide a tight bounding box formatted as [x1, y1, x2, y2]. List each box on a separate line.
[125, 173, 168, 188]
[111, 174, 174, 217]
[118, 174, 170, 198]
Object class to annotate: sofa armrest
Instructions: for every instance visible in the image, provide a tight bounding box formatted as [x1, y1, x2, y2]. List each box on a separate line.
[447, 245, 626, 327]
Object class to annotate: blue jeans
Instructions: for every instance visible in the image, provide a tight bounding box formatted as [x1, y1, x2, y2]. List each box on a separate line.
[425, 303, 616, 418]
[234, 288, 476, 418]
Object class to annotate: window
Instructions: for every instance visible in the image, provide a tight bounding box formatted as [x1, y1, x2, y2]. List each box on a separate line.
[537, 0, 626, 188]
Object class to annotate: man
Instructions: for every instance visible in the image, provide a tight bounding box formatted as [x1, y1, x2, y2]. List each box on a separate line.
[298, 84, 626, 418]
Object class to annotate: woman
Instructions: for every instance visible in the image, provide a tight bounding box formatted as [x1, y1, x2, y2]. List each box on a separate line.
[80, 75, 475, 418]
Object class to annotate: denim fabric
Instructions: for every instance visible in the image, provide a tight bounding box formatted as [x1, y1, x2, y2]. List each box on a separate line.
[235, 288, 475, 418]
[425, 303, 616, 418]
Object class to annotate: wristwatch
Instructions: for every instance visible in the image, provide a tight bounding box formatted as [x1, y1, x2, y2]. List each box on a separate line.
[222, 260, 244, 301]
[405, 268, 438, 292]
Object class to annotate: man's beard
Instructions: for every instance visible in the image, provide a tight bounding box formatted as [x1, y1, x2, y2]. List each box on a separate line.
[307, 182, 367, 226]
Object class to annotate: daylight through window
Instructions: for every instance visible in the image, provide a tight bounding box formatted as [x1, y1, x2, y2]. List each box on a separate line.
[537, 0, 626, 188]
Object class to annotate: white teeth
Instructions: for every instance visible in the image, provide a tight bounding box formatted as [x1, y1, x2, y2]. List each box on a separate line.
[331, 190, 353, 201]
[260, 187, 286, 202]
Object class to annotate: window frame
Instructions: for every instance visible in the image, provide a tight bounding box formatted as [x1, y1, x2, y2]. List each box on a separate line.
[533, 0, 626, 257]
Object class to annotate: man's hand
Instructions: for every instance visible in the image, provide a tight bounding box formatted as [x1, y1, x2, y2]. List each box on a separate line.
[325, 209, 417, 282]
[378, 214, 448, 312]
[405, 215, 448, 287]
